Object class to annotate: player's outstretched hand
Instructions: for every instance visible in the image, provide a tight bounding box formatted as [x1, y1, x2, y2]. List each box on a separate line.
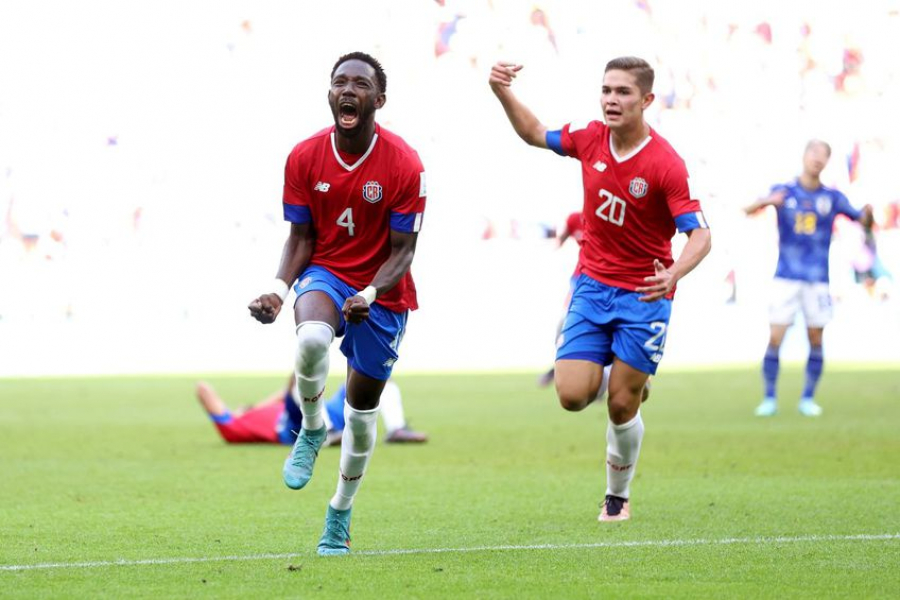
[489, 62, 523, 91]
[248, 294, 283, 324]
[636, 259, 676, 302]
[860, 204, 875, 230]
[342, 295, 370, 324]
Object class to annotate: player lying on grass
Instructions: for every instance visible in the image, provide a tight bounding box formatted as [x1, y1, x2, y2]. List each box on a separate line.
[195, 374, 427, 445]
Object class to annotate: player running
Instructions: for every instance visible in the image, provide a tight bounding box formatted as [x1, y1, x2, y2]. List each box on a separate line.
[745, 140, 873, 417]
[490, 56, 711, 522]
[248, 52, 426, 555]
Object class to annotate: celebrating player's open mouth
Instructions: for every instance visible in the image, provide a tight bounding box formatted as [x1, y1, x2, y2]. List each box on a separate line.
[339, 101, 359, 130]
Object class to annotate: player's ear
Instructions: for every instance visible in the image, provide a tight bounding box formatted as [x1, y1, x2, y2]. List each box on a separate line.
[375, 92, 386, 110]
[642, 92, 655, 110]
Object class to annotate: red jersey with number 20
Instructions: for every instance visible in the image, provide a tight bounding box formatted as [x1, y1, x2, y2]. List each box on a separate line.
[283, 124, 426, 312]
[556, 120, 706, 297]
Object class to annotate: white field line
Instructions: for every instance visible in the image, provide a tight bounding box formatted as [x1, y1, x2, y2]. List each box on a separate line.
[1, 533, 897, 572]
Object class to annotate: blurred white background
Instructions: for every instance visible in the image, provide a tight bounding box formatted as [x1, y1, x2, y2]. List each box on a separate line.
[1, 0, 898, 376]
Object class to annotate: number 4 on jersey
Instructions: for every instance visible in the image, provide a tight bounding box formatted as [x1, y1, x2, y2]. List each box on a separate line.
[337, 208, 355, 236]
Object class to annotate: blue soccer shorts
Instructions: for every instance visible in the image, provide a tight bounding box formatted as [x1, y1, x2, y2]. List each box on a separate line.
[556, 274, 672, 375]
[293, 265, 408, 381]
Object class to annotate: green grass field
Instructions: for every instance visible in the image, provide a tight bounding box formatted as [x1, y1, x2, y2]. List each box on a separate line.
[1, 367, 898, 599]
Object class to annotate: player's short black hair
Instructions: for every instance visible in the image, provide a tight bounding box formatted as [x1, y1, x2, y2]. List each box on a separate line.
[331, 52, 387, 93]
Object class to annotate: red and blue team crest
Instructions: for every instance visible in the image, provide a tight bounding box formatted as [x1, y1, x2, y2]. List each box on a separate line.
[362, 181, 383, 203]
[629, 177, 649, 198]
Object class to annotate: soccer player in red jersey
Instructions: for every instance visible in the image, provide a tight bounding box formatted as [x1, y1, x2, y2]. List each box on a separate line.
[248, 52, 426, 555]
[538, 211, 584, 387]
[490, 56, 711, 522]
[194, 375, 428, 446]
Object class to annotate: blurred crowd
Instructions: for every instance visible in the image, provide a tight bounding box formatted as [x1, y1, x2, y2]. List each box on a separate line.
[1, 0, 898, 327]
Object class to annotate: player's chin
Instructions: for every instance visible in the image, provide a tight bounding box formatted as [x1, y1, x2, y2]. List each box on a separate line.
[333, 121, 364, 138]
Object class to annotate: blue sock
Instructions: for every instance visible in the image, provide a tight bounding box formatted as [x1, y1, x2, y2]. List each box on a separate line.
[762, 346, 780, 399]
[802, 345, 824, 399]
[283, 388, 304, 432]
[210, 411, 233, 425]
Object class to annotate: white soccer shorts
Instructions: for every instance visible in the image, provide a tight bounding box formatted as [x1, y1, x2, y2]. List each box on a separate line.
[768, 277, 833, 328]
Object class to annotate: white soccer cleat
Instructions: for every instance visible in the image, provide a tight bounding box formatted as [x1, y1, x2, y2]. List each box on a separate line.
[798, 398, 823, 417]
[754, 398, 778, 417]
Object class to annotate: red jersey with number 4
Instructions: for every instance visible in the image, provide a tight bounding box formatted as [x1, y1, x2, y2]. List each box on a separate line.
[283, 124, 426, 312]
[558, 120, 706, 295]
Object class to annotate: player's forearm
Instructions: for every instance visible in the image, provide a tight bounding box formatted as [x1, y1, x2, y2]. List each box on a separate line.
[493, 87, 548, 148]
[367, 236, 417, 297]
[275, 226, 313, 285]
[670, 228, 711, 282]
[369, 251, 414, 297]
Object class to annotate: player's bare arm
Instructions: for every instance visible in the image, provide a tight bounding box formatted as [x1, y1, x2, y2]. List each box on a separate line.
[342, 229, 418, 324]
[744, 189, 786, 215]
[248, 222, 314, 324]
[636, 227, 712, 302]
[859, 204, 875, 229]
[488, 62, 548, 149]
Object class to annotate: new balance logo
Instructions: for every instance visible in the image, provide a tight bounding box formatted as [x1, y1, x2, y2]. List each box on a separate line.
[593, 161, 607, 172]
[314, 182, 331, 192]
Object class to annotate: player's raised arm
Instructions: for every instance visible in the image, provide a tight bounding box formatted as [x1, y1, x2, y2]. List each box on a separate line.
[489, 62, 549, 149]
[343, 229, 418, 324]
[744, 189, 786, 215]
[248, 222, 314, 324]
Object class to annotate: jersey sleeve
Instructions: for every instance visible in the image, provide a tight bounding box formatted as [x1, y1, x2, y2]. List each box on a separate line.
[389, 153, 426, 234]
[282, 146, 312, 224]
[565, 212, 582, 234]
[834, 190, 863, 221]
[548, 121, 594, 159]
[663, 162, 708, 233]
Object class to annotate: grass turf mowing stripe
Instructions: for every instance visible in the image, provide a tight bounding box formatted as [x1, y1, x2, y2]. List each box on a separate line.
[2, 533, 898, 572]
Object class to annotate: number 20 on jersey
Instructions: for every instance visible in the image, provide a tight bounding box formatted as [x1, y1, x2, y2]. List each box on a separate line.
[597, 189, 626, 226]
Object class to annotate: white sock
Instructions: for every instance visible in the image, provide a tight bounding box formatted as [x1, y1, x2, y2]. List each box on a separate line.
[596, 364, 612, 401]
[294, 321, 334, 431]
[378, 381, 406, 434]
[605, 411, 644, 499]
[330, 404, 379, 511]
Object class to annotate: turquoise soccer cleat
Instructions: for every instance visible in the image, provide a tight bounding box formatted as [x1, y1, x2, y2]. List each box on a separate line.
[798, 398, 823, 417]
[317, 505, 352, 556]
[754, 397, 778, 417]
[282, 426, 327, 490]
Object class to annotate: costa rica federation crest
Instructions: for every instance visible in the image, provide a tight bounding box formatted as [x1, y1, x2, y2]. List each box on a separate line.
[362, 181, 383, 203]
[629, 177, 649, 198]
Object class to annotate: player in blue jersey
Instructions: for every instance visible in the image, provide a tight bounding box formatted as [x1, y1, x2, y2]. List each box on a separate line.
[744, 140, 873, 417]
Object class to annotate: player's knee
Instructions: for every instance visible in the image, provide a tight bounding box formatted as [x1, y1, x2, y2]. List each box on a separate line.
[295, 321, 334, 375]
[607, 392, 639, 424]
[557, 390, 591, 412]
